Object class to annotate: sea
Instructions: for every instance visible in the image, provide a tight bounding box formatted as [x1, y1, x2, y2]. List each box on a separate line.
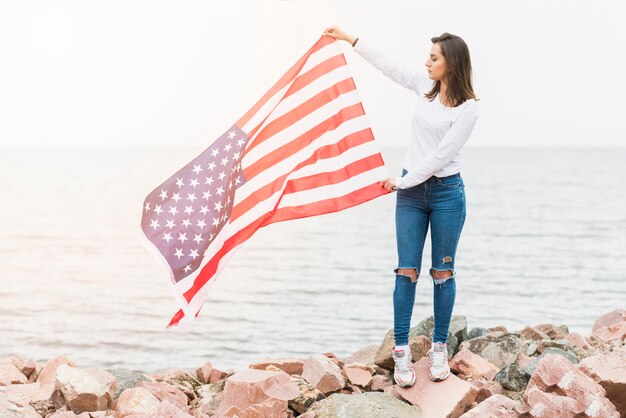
[0, 147, 624, 372]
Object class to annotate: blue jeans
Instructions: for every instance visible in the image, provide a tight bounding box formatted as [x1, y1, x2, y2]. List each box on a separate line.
[393, 170, 466, 345]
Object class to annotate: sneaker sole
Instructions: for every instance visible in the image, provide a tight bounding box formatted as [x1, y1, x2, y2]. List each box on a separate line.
[428, 368, 450, 382]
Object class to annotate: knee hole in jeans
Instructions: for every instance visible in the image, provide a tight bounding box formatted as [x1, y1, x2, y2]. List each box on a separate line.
[396, 268, 418, 283]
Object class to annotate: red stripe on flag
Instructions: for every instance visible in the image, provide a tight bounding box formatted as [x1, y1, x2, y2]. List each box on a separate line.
[269, 183, 389, 225]
[243, 77, 357, 156]
[230, 127, 374, 223]
[236, 36, 335, 132]
[244, 102, 366, 181]
[282, 154, 385, 195]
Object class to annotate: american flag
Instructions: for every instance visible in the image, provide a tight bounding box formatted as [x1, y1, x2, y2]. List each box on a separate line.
[141, 36, 389, 328]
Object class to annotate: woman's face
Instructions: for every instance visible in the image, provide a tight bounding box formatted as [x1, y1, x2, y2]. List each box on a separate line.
[425, 43, 447, 82]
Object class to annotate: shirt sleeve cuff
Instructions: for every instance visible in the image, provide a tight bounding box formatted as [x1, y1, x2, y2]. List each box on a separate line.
[395, 176, 406, 189]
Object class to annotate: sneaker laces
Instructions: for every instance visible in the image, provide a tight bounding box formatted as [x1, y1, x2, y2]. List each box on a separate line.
[393, 349, 411, 371]
[429, 344, 447, 368]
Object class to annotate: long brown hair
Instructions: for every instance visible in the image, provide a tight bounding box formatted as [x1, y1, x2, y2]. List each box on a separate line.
[424, 32, 478, 107]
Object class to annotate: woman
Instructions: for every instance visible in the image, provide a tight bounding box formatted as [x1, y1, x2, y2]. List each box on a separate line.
[324, 26, 479, 387]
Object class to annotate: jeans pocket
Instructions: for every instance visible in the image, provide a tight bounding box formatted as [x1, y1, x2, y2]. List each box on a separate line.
[437, 178, 462, 189]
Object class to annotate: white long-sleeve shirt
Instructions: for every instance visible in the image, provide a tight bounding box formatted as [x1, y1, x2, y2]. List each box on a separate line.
[353, 40, 479, 189]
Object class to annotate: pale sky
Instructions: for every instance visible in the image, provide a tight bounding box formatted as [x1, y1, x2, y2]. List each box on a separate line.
[1, 0, 624, 148]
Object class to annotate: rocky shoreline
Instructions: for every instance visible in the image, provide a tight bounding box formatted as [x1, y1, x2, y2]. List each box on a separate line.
[1, 309, 625, 418]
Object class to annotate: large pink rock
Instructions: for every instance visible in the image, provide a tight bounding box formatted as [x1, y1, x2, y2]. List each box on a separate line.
[0, 381, 55, 402]
[249, 358, 305, 376]
[524, 353, 619, 417]
[566, 331, 591, 350]
[135, 381, 188, 409]
[113, 387, 160, 416]
[46, 411, 91, 418]
[54, 364, 116, 413]
[301, 354, 345, 395]
[195, 361, 213, 384]
[156, 400, 195, 417]
[370, 374, 392, 391]
[38, 357, 77, 384]
[535, 323, 568, 340]
[449, 348, 500, 381]
[0, 363, 28, 386]
[0, 356, 37, 380]
[593, 309, 626, 332]
[0, 391, 41, 417]
[593, 309, 626, 343]
[520, 326, 550, 341]
[343, 345, 379, 365]
[216, 368, 299, 417]
[578, 352, 626, 416]
[342, 364, 373, 388]
[397, 357, 477, 418]
[467, 378, 503, 403]
[459, 394, 520, 418]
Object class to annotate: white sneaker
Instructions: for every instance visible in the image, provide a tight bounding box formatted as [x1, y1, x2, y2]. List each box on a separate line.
[392, 346, 416, 387]
[428, 342, 450, 382]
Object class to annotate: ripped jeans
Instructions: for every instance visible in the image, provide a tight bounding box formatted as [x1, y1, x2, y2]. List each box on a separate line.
[393, 170, 466, 346]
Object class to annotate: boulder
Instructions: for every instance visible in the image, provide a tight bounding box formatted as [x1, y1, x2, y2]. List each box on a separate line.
[459, 333, 524, 368]
[155, 400, 194, 418]
[593, 309, 626, 333]
[592, 309, 626, 343]
[375, 333, 431, 370]
[46, 411, 91, 418]
[488, 325, 508, 334]
[0, 391, 41, 417]
[287, 374, 324, 414]
[468, 327, 489, 340]
[309, 391, 421, 418]
[493, 364, 528, 392]
[136, 380, 188, 409]
[0, 381, 55, 403]
[37, 357, 76, 385]
[523, 348, 578, 377]
[54, 364, 116, 413]
[249, 358, 305, 376]
[342, 345, 378, 366]
[523, 353, 619, 417]
[565, 332, 591, 351]
[106, 369, 149, 400]
[535, 323, 568, 340]
[302, 354, 345, 395]
[397, 357, 477, 418]
[449, 348, 500, 380]
[216, 368, 299, 417]
[578, 351, 626, 416]
[458, 393, 520, 418]
[0, 363, 28, 386]
[341, 364, 373, 388]
[370, 374, 393, 391]
[467, 378, 503, 403]
[519, 326, 550, 341]
[112, 387, 160, 416]
[449, 316, 469, 349]
[195, 361, 213, 384]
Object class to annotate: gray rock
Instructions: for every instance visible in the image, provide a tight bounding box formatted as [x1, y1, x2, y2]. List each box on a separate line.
[459, 333, 525, 368]
[523, 348, 579, 377]
[540, 339, 571, 350]
[468, 327, 489, 340]
[494, 364, 528, 392]
[526, 342, 538, 356]
[310, 391, 421, 418]
[107, 368, 150, 400]
[449, 316, 469, 348]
